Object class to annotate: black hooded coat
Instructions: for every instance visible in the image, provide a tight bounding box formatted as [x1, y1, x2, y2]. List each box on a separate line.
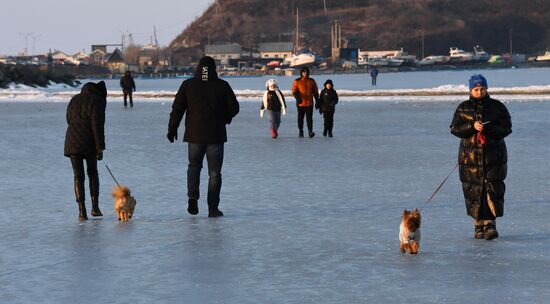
[64, 81, 107, 157]
[319, 79, 338, 113]
[450, 95, 512, 219]
[168, 57, 240, 144]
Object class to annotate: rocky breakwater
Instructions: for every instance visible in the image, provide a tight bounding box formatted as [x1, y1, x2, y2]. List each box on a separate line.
[0, 64, 78, 89]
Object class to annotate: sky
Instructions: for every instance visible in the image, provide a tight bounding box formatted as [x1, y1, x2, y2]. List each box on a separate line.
[0, 0, 213, 56]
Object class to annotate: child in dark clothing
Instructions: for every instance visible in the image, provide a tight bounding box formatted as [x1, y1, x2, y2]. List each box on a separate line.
[261, 79, 287, 139]
[317, 79, 339, 137]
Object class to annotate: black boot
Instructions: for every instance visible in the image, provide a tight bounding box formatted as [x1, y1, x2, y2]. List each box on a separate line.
[188, 198, 199, 215]
[77, 201, 88, 220]
[74, 177, 87, 220]
[208, 208, 224, 218]
[328, 129, 333, 137]
[474, 225, 484, 239]
[308, 131, 315, 138]
[484, 223, 499, 240]
[89, 174, 102, 216]
[323, 127, 328, 137]
[91, 196, 103, 217]
[299, 130, 304, 138]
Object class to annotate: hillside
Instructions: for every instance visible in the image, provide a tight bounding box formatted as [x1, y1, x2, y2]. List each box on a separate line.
[169, 0, 550, 63]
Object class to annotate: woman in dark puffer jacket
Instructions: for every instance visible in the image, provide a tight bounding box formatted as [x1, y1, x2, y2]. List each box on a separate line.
[64, 81, 107, 220]
[450, 75, 512, 240]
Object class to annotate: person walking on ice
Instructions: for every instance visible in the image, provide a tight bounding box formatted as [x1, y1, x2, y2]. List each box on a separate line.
[167, 56, 239, 217]
[318, 79, 339, 137]
[260, 79, 287, 139]
[450, 74, 512, 240]
[292, 66, 319, 138]
[120, 71, 136, 108]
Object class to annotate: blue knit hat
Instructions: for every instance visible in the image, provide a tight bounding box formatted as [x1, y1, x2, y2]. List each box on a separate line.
[469, 74, 488, 90]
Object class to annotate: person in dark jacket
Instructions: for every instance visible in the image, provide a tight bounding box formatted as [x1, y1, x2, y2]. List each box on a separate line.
[120, 71, 136, 108]
[370, 66, 379, 85]
[292, 66, 319, 138]
[64, 81, 107, 220]
[260, 79, 287, 139]
[450, 74, 512, 240]
[167, 56, 239, 217]
[318, 79, 339, 137]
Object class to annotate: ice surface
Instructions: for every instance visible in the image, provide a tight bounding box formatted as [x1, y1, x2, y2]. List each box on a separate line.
[1, 75, 550, 303]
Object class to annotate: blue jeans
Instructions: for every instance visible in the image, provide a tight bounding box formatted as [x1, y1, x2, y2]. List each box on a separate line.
[187, 143, 224, 210]
[267, 110, 281, 130]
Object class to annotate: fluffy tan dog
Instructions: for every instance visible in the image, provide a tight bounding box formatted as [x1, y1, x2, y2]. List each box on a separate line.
[112, 185, 136, 221]
[399, 209, 421, 254]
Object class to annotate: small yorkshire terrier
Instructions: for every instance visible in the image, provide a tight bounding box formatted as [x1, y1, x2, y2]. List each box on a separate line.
[112, 185, 136, 221]
[399, 209, 421, 254]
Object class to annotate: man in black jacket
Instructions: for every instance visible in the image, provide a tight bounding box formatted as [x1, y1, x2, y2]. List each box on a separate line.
[167, 56, 239, 217]
[120, 71, 136, 108]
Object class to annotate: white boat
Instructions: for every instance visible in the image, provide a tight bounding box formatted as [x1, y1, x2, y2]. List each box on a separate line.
[367, 57, 403, 67]
[418, 55, 450, 65]
[285, 52, 316, 68]
[473, 45, 490, 62]
[535, 51, 550, 61]
[449, 47, 475, 62]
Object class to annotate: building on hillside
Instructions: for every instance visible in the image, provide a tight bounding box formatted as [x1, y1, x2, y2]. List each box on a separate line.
[258, 42, 294, 60]
[90, 49, 106, 66]
[104, 48, 127, 73]
[51, 51, 69, 65]
[73, 52, 90, 65]
[205, 43, 243, 65]
[138, 44, 171, 73]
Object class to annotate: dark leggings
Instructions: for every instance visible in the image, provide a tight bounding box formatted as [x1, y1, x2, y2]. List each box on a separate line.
[323, 111, 334, 132]
[70, 155, 99, 202]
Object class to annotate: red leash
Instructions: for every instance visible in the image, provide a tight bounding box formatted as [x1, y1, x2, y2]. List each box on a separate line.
[419, 162, 459, 212]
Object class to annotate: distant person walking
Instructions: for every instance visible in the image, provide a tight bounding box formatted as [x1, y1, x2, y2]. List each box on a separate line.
[292, 66, 319, 138]
[260, 79, 287, 139]
[318, 79, 339, 137]
[64, 81, 107, 220]
[370, 66, 379, 86]
[120, 71, 136, 108]
[450, 74, 512, 240]
[167, 56, 239, 217]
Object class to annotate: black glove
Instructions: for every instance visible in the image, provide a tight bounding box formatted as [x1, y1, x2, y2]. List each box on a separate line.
[96, 151, 103, 161]
[167, 130, 178, 143]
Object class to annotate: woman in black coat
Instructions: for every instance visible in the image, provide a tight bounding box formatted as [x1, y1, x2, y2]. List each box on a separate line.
[64, 81, 107, 220]
[317, 79, 339, 137]
[450, 75, 512, 240]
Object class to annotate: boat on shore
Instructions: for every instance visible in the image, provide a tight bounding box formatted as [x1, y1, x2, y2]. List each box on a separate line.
[535, 51, 550, 62]
[449, 47, 475, 63]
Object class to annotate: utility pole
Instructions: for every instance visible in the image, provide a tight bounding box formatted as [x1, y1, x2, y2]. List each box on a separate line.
[19, 32, 33, 56]
[30, 33, 41, 56]
[154, 26, 160, 48]
[296, 8, 299, 52]
[421, 30, 424, 59]
[509, 29, 513, 56]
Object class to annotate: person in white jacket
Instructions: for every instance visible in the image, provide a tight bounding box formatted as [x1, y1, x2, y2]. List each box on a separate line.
[260, 79, 287, 139]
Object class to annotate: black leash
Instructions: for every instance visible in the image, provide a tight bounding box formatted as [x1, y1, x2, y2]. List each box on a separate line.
[419, 162, 459, 212]
[103, 161, 121, 187]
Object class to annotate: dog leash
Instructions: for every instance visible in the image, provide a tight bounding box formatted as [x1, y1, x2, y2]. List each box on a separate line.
[419, 162, 459, 212]
[103, 160, 121, 187]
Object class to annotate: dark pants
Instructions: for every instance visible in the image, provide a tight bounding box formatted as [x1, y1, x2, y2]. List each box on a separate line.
[297, 106, 313, 133]
[187, 143, 224, 210]
[70, 155, 99, 203]
[371, 76, 377, 86]
[323, 111, 334, 132]
[123, 90, 133, 107]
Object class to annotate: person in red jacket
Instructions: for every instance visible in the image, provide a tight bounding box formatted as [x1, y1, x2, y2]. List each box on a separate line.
[291, 66, 319, 138]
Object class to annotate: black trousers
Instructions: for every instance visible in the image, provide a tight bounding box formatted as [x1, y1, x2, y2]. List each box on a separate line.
[70, 155, 99, 203]
[123, 90, 133, 107]
[323, 111, 334, 132]
[297, 106, 313, 132]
